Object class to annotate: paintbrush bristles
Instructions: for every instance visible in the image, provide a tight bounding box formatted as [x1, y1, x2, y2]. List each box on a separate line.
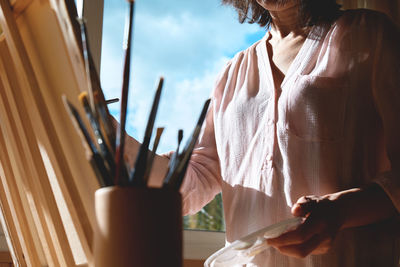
[157, 127, 164, 136]
[178, 130, 183, 143]
[177, 129, 183, 152]
[153, 127, 164, 155]
[78, 91, 88, 104]
[62, 95, 91, 156]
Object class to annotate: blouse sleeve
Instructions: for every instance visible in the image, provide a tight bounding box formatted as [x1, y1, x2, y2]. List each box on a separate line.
[178, 62, 232, 215]
[372, 14, 400, 212]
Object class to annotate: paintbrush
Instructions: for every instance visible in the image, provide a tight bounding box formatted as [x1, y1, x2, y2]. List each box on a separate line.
[76, 20, 116, 153]
[172, 129, 183, 164]
[94, 92, 115, 150]
[163, 99, 211, 190]
[114, 0, 135, 185]
[143, 127, 164, 184]
[76, 13, 96, 115]
[130, 77, 164, 186]
[165, 129, 183, 178]
[62, 95, 112, 187]
[75, 0, 116, 153]
[177, 129, 183, 154]
[105, 98, 119, 105]
[79, 92, 115, 175]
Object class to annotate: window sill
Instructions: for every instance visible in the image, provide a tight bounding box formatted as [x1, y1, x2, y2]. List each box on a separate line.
[183, 229, 225, 260]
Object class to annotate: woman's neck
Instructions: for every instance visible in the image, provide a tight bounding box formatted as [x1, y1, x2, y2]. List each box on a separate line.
[269, 3, 305, 38]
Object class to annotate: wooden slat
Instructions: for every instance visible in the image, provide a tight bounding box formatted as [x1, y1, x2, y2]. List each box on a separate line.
[0, 36, 61, 267]
[0, 77, 40, 266]
[0, 162, 25, 266]
[0, 1, 87, 265]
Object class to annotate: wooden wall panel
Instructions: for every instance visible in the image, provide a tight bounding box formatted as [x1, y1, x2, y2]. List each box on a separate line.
[0, 39, 45, 267]
[0, 0, 103, 265]
[0, 31, 77, 266]
[13, 1, 98, 253]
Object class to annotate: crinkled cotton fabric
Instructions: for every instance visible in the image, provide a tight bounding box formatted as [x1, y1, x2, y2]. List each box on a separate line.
[180, 9, 400, 267]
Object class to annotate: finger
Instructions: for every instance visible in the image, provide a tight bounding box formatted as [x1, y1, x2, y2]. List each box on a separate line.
[311, 239, 332, 255]
[275, 234, 327, 259]
[267, 215, 322, 247]
[291, 196, 319, 217]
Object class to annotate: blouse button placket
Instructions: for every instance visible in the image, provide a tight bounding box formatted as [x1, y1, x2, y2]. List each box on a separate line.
[263, 86, 280, 170]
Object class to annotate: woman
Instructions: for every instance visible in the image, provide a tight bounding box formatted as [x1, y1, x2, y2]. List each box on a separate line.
[129, 0, 400, 265]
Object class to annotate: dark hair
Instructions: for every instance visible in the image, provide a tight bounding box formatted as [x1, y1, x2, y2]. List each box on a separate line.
[221, 0, 342, 28]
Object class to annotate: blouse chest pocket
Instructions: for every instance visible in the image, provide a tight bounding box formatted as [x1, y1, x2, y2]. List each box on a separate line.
[284, 75, 349, 142]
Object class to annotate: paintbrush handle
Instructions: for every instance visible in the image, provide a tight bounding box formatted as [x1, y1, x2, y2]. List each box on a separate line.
[115, 0, 135, 186]
[163, 99, 211, 189]
[77, 17, 96, 115]
[94, 92, 115, 151]
[80, 93, 116, 174]
[143, 127, 164, 184]
[91, 153, 113, 187]
[105, 98, 119, 104]
[62, 96, 113, 186]
[130, 77, 164, 186]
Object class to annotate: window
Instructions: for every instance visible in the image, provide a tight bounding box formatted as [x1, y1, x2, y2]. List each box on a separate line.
[100, 0, 264, 233]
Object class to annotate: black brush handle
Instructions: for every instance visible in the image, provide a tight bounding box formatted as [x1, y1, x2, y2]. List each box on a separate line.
[130, 78, 164, 186]
[163, 99, 211, 188]
[63, 96, 113, 186]
[115, 0, 135, 186]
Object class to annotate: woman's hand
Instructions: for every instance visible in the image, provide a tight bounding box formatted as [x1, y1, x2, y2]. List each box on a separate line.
[267, 184, 398, 258]
[267, 194, 345, 258]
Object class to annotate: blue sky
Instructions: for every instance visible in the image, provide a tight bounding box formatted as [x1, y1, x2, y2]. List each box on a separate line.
[100, 0, 266, 153]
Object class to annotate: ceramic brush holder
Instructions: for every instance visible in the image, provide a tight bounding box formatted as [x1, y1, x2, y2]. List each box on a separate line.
[93, 186, 182, 267]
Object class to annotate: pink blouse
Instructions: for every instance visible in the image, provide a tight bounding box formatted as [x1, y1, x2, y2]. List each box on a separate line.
[181, 9, 400, 266]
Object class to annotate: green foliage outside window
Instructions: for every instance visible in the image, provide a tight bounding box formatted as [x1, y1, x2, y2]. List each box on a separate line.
[183, 193, 225, 232]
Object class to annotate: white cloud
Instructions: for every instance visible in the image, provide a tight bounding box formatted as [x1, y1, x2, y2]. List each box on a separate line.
[100, 0, 265, 152]
[133, 56, 230, 153]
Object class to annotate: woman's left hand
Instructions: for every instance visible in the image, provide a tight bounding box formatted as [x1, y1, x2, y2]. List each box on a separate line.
[266, 195, 345, 258]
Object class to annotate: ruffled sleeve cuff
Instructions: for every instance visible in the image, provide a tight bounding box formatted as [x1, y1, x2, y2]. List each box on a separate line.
[160, 151, 221, 215]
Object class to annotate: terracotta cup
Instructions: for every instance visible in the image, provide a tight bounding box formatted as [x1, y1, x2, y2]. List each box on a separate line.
[93, 186, 182, 267]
